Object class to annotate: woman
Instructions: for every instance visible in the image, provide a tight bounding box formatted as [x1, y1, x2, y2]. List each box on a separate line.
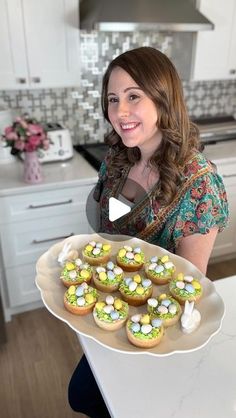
[68, 47, 228, 417]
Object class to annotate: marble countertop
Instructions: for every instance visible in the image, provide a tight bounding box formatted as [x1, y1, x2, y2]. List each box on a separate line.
[0, 152, 98, 196]
[79, 276, 236, 418]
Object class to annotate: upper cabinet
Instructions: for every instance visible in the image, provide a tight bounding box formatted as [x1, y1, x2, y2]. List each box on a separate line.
[0, 0, 80, 90]
[192, 0, 236, 81]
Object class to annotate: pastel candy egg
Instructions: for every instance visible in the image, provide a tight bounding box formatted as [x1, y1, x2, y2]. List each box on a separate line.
[107, 261, 115, 270]
[85, 244, 93, 252]
[126, 252, 134, 259]
[151, 318, 162, 328]
[110, 310, 119, 320]
[150, 256, 158, 263]
[80, 270, 90, 279]
[176, 281, 185, 289]
[96, 266, 106, 273]
[113, 267, 123, 275]
[164, 261, 174, 270]
[77, 297, 86, 306]
[161, 255, 169, 263]
[136, 286, 144, 295]
[192, 280, 201, 289]
[118, 249, 126, 258]
[131, 314, 142, 323]
[134, 253, 142, 262]
[99, 272, 107, 282]
[134, 247, 141, 253]
[69, 270, 77, 279]
[114, 299, 122, 310]
[141, 324, 152, 334]
[95, 302, 105, 311]
[75, 286, 84, 296]
[185, 284, 195, 294]
[75, 258, 83, 267]
[133, 274, 141, 283]
[93, 248, 101, 255]
[124, 245, 132, 252]
[68, 285, 76, 295]
[142, 279, 152, 288]
[81, 282, 88, 289]
[96, 242, 103, 248]
[157, 305, 168, 314]
[125, 277, 132, 286]
[147, 298, 158, 308]
[131, 323, 141, 333]
[155, 265, 164, 274]
[89, 241, 96, 247]
[168, 304, 177, 314]
[185, 275, 193, 283]
[85, 293, 95, 304]
[161, 299, 171, 307]
[148, 263, 157, 271]
[129, 281, 138, 292]
[102, 244, 111, 251]
[177, 273, 184, 281]
[106, 295, 114, 305]
[103, 305, 114, 314]
[159, 293, 167, 300]
[107, 271, 115, 281]
[66, 262, 75, 271]
[140, 314, 150, 325]
[83, 263, 90, 269]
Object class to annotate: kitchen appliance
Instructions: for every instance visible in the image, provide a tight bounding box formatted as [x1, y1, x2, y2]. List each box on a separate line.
[39, 123, 74, 163]
[75, 115, 236, 171]
[0, 109, 15, 164]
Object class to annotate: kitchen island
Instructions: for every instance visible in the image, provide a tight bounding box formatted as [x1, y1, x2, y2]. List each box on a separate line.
[79, 276, 236, 418]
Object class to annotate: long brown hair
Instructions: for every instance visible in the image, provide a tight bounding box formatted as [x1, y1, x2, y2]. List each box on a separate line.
[101, 46, 200, 205]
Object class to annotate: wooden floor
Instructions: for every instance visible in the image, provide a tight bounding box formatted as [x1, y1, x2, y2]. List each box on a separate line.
[0, 258, 235, 418]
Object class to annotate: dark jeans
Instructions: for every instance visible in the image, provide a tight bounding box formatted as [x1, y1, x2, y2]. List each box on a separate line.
[68, 354, 111, 418]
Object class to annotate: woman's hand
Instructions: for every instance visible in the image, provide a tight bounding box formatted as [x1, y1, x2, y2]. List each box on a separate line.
[176, 227, 218, 275]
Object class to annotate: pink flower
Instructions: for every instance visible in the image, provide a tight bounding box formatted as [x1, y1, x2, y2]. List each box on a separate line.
[28, 123, 43, 135]
[4, 126, 13, 135]
[14, 140, 25, 151]
[5, 131, 18, 141]
[42, 139, 50, 150]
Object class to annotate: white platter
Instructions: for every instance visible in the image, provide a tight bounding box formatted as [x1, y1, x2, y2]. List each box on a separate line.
[35, 233, 225, 356]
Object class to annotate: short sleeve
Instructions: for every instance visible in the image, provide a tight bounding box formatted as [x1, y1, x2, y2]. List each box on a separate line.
[173, 171, 229, 247]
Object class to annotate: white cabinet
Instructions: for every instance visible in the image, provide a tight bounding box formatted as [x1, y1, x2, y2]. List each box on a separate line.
[0, 183, 94, 315]
[0, 0, 80, 90]
[192, 0, 236, 80]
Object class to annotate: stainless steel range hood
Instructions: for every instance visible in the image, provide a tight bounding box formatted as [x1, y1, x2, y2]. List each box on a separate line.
[80, 0, 214, 32]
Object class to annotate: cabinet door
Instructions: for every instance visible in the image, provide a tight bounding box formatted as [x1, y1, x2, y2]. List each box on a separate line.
[192, 0, 235, 80]
[0, 0, 29, 89]
[22, 0, 80, 88]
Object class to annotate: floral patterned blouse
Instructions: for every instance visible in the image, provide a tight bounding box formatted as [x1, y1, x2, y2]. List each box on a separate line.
[94, 150, 229, 253]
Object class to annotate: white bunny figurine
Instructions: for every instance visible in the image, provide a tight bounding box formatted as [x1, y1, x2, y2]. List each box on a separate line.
[57, 242, 72, 266]
[181, 300, 201, 334]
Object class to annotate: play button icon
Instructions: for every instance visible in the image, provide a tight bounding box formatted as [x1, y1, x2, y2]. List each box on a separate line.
[108, 197, 131, 222]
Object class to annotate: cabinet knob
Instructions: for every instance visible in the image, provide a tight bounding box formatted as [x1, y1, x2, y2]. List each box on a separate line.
[229, 69, 236, 75]
[17, 78, 27, 84]
[31, 77, 41, 83]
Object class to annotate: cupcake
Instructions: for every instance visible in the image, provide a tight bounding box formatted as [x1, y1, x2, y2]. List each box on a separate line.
[119, 274, 153, 306]
[93, 261, 124, 292]
[93, 295, 129, 331]
[116, 245, 144, 272]
[82, 241, 111, 265]
[60, 258, 93, 288]
[147, 293, 182, 327]
[145, 254, 175, 285]
[64, 283, 99, 315]
[169, 273, 203, 305]
[126, 313, 164, 348]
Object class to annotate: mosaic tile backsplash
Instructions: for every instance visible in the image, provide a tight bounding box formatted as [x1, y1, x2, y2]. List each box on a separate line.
[0, 31, 236, 144]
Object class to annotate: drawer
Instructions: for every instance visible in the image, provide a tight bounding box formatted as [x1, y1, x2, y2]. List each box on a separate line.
[5, 263, 40, 307]
[0, 183, 95, 223]
[1, 210, 91, 268]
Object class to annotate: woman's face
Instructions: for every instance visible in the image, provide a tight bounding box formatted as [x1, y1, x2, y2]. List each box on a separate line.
[107, 66, 162, 152]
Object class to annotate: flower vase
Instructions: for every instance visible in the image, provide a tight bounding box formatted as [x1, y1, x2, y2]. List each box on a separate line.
[23, 151, 43, 184]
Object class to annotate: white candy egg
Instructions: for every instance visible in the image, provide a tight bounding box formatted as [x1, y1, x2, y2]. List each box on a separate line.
[107, 261, 114, 270]
[96, 242, 103, 248]
[129, 281, 138, 292]
[69, 270, 77, 279]
[106, 295, 114, 305]
[81, 282, 88, 289]
[141, 324, 152, 334]
[124, 245, 132, 252]
[148, 263, 157, 271]
[155, 265, 164, 273]
[142, 279, 152, 288]
[93, 248, 101, 255]
[184, 275, 193, 283]
[89, 241, 96, 247]
[164, 261, 174, 269]
[157, 305, 168, 314]
[125, 277, 132, 286]
[103, 305, 114, 314]
[134, 247, 141, 253]
[131, 314, 142, 323]
[150, 256, 158, 263]
[176, 281, 185, 289]
[113, 267, 123, 275]
[161, 299, 171, 307]
[75, 258, 83, 267]
[151, 318, 162, 328]
[168, 304, 177, 314]
[147, 298, 158, 308]
[96, 266, 106, 273]
[126, 252, 134, 259]
[77, 297, 86, 306]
